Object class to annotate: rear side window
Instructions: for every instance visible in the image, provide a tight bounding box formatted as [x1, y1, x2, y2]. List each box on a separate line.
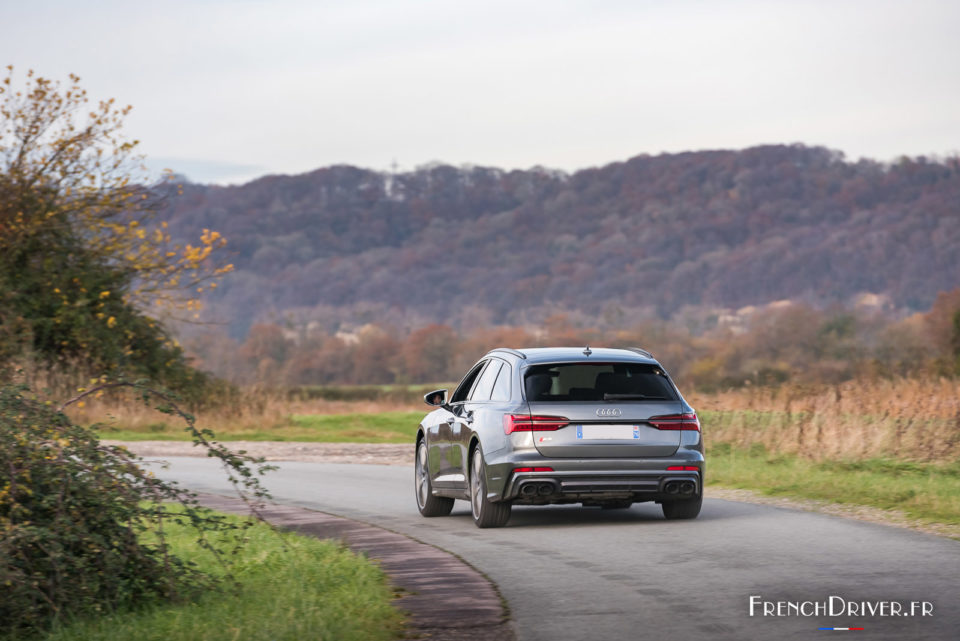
[470, 360, 502, 401]
[490, 362, 512, 402]
[524, 362, 677, 402]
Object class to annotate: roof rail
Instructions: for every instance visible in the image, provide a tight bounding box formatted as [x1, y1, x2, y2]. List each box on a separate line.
[625, 346, 654, 358]
[490, 347, 527, 359]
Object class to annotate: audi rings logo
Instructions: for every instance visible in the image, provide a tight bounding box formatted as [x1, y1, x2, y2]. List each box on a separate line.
[596, 408, 622, 417]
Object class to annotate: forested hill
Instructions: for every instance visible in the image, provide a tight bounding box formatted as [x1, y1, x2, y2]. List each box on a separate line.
[160, 145, 960, 336]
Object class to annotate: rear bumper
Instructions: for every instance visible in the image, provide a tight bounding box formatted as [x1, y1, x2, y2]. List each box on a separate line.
[499, 466, 702, 503]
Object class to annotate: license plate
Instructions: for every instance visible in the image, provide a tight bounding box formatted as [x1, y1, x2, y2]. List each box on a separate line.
[576, 424, 640, 440]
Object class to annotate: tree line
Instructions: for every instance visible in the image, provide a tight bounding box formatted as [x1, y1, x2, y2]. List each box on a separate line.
[186, 289, 960, 390]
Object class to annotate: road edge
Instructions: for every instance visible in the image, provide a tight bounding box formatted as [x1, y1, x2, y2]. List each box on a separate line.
[194, 492, 516, 641]
[707, 486, 960, 540]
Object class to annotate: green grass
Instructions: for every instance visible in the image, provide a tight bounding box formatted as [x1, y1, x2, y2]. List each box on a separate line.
[707, 443, 960, 526]
[291, 383, 453, 403]
[34, 510, 404, 641]
[96, 411, 424, 443]
[284, 412, 423, 443]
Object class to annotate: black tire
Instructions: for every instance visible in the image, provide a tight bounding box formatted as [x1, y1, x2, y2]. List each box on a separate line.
[661, 495, 702, 520]
[470, 444, 511, 528]
[415, 439, 454, 517]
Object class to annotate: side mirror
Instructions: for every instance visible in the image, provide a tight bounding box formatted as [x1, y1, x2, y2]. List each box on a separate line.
[423, 389, 448, 407]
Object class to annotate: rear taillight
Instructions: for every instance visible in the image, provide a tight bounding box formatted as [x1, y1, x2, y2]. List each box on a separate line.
[503, 414, 569, 434]
[649, 413, 700, 431]
[667, 466, 700, 471]
[513, 467, 555, 473]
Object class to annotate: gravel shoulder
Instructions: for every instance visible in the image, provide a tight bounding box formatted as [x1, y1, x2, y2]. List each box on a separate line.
[108, 440, 959, 540]
[104, 439, 413, 465]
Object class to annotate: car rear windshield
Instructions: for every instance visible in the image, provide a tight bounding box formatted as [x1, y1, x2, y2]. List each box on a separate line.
[524, 362, 678, 402]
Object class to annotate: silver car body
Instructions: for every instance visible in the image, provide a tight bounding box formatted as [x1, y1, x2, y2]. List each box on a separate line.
[415, 347, 704, 526]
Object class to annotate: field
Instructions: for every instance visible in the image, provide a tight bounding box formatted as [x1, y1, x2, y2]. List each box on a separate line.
[688, 377, 960, 462]
[30, 510, 403, 641]
[79, 377, 960, 457]
[77, 385, 437, 442]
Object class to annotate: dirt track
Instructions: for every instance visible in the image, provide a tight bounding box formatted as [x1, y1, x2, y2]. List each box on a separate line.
[103, 440, 412, 465]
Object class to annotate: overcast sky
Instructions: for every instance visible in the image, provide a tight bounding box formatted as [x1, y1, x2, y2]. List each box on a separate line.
[3, 0, 958, 183]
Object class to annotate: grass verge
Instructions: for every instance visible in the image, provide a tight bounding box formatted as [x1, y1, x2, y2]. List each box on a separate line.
[95, 411, 424, 443]
[31, 510, 404, 641]
[707, 443, 960, 526]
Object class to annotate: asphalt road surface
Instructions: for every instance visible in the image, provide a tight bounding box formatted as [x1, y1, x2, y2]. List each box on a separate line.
[147, 457, 959, 641]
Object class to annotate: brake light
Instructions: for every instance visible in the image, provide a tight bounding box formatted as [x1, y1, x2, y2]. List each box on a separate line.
[667, 466, 700, 471]
[503, 414, 569, 434]
[649, 413, 700, 431]
[513, 467, 555, 473]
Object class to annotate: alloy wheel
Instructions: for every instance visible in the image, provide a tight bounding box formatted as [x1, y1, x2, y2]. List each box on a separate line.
[416, 442, 429, 509]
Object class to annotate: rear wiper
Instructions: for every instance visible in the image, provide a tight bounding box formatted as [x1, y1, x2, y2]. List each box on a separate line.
[602, 393, 670, 400]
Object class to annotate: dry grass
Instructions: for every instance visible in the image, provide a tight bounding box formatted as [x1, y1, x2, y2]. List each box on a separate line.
[50, 373, 960, 462]
[65, 387, 423, 438]
[689, 378, 960, 462]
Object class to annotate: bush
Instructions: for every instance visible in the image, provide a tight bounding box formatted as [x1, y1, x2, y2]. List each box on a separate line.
[0, 67, 232, 399]
[0, 381, 271, 636]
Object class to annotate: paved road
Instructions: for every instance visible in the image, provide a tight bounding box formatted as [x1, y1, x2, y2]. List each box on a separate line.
[148, 457, 959, 641]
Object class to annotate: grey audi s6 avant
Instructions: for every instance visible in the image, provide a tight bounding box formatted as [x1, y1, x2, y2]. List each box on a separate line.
[414, 347, 704, 527]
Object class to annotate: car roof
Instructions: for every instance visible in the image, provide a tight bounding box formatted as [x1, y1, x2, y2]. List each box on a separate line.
[486, 347, 659, 366]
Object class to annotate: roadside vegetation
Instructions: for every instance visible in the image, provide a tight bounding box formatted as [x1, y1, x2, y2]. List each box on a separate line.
[0, 68, 403, 639]
[690, 377, 960, 462]
[707, 447, 960, 526]
[0, 380, 276, 637]
[694, 379, 960, 528]
[33, 510, 404, 641]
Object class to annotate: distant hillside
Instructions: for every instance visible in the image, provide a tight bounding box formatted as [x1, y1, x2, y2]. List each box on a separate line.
[160, 145, 960, 337]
